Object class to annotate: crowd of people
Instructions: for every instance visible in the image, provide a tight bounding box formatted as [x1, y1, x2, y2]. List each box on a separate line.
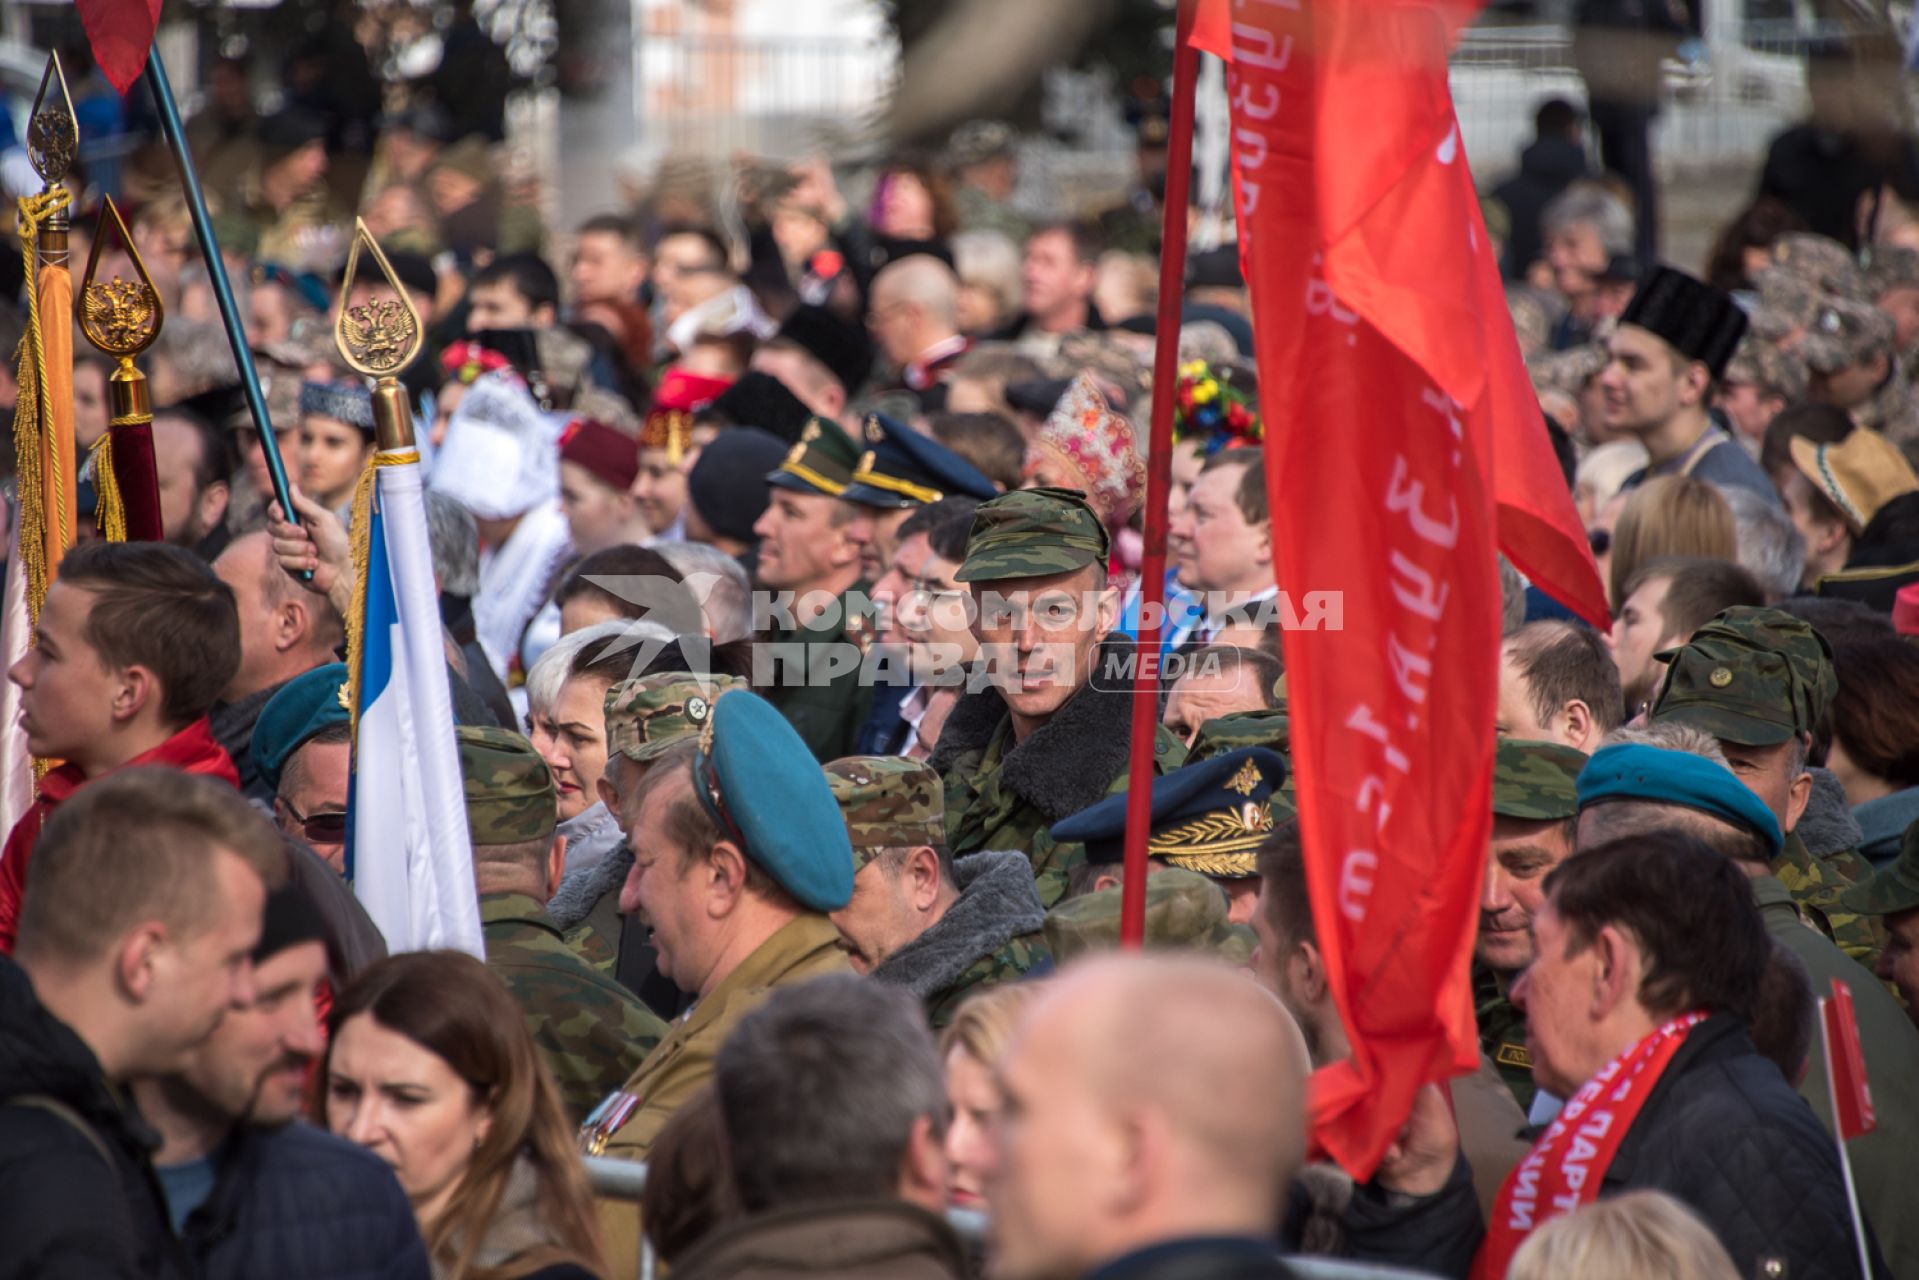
[0, 18, 1915, 1280]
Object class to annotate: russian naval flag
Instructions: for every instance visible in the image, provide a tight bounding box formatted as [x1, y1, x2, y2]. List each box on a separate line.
[348, 451, 482, 956]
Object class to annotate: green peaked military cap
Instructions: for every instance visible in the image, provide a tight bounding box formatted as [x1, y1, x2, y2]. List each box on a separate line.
[1492, 739, 1588, 821]
[1649, 606, 1837, 747]
[1838, 820, 1919, 917]
[823, 755, 946, 870]
[455, 725, 557, 845]
[766, 416, 861, 497]
[605, 672, 748, 765]
[955, 486, 1110, 583]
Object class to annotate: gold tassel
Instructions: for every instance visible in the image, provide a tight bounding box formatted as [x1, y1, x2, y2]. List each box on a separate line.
[11, 189, 69, 624]
[88, 433, 125, 543]
[343, 456, 378, 749]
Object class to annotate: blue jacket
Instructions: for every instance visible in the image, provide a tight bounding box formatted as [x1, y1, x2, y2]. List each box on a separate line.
[177, 1121, 430, 1280]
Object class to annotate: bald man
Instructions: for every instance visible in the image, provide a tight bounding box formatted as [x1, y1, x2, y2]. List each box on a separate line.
[869, 254, 971, 394]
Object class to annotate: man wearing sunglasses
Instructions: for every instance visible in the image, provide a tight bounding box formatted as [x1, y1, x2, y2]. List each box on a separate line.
[254, 663, 353, 872]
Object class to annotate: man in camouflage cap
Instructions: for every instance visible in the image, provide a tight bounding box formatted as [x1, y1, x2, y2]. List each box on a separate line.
[1761, 232, 1866, 302]
[1471, 738, 1586, 1113]
[1717, 334, 1809, 453]
[755, 417, 878, 761]
[1865, 246, 1919, 376]
[457, 725, 667, 1122]
[933, 487, 1187, 908]
[1045, 868, 1251, 966]
[1648, 606, 1881, 964]
[824, 755, 1047, 1027]
[1839, 819, 1919, 1022]
[1801, 297, 1919, 450]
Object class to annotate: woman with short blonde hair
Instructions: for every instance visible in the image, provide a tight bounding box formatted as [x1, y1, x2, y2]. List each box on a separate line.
[1508, 1190, 1740, 1280]
[939, 981, 1047, 1211]
[1607, 473, 1737, 607]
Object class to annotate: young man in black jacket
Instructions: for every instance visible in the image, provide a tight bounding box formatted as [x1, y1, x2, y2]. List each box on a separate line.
[0, 770, 287, 1280]
[132, 884, 430, 1280]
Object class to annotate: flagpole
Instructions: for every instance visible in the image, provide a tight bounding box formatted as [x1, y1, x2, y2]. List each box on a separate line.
[1120, 0, 1200, 948]
[142, 48, 302, 542]
[1820, 992, 1875, 1280]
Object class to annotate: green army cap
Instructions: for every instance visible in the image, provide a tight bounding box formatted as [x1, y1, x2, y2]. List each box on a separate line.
[1492, 739, 1588, 821]
[604, 673, 748, 765]
[823, 755, 947, 870]
[1649, 606, 1837, 747]
[766, 417, 861, 497]
[955, 486, 1110, 583]
[456, 726, 557, 846]
[1838, 821, 1919, 917]
[1043, 869, 1253, 967]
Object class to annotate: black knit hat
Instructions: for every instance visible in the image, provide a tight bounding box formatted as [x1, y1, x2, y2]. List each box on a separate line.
[253, 883, 328, 965]
[776, 305, 873, 396]
[1620, 266, 1749, 381]
[688, 427, 790, 542]
[700, 371, 813, 445]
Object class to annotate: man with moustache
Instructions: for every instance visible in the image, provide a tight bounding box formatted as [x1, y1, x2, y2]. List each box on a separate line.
[131, 885, 430, 1280]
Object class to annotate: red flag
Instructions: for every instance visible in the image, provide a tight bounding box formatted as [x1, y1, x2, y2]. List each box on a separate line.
[1197, 0, 1596, 1176]
[74, 0, 162, 95]
[1823, 980, 1877, 1141]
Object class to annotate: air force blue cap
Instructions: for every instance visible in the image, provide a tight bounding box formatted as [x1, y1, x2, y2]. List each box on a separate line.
[1575, 743, 1784, 858]
[252, 662, 352, 792]
[841, 412, 1000, 509]
[1050, 747, 1287, 877]
[689, 688, 854, 912]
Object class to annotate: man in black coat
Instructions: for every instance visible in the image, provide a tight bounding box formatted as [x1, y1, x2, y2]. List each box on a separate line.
[1503, 830, 1885, 1279]
[0, 771, 289, 1280]
[131, 884, 429, 1280]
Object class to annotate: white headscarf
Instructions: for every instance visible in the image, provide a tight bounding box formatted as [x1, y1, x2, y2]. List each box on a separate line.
[428, 370, 562, 521]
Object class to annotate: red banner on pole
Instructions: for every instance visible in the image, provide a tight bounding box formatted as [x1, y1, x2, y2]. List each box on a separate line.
[75, 0, 164, 95]
[1823, 979, 1877, 1142]
[1193, 0, 1601, 1176]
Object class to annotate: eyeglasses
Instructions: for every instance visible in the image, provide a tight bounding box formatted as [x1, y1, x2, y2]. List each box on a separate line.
[280, 797, 348, 845]
[1587, 528, 1611, 556]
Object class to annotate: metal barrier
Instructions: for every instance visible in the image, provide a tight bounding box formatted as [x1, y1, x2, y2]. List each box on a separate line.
[585, 1155, 1441, 1280]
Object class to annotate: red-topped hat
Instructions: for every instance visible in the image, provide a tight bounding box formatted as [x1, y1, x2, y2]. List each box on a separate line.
[559, 417, 640, 492]
[641, 368, 733, 462]
[440, 340, 522, 387]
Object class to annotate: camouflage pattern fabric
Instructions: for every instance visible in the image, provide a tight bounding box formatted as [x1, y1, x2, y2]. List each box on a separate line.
[758, 583, 878, 763]
[1840, 819, 1919, 918]
[1854, 357, 1919, 456]
[954, 486, 1110, 583]
[1650, 606, 1836, 747]
[943, 715, 1187, 907]
[1186, 711, 1295, 819]
[479, 892, 667, 1123]
[1799, 298, 1897, 374]
[954, 183, 1032, 244]
[604, 673, 747, 765]
[1473, 964, 1535, 1115]
[1763, 233, 1866, 301]
[924, 929, 1051, 1029]
[1866, 245, 1919, 297]
[824, 756, 946, 868]
[1491, 739, 1586, 821]
[456, 726, 558, 845]
[1774, 831, 1884, 967]
[1723, 333, 1809, 404]
[1043, 868, 1252, 965]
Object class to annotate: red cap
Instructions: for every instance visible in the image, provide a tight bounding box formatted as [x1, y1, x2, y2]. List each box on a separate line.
[1895, 582, 1919, 637]
[642, 367, 733, 458]
[558, 418, 640, 491]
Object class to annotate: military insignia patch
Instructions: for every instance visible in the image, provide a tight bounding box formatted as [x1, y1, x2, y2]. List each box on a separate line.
[865, 415, 885, 443]
[1228, 758, 1261, 797]
[1709, 667, 1734, 688]
[686, 695, 709, 724]
[1495, 1043, 1533, 1070]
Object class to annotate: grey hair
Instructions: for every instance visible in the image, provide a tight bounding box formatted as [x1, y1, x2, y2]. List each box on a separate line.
[716, 974, 947, 1213]
[1715, 484, 1806, 605]
[523, 618, 673, 717]
[1601, 721, 1732, 767]
[657, 542, 753, 644]
[424, 491, 481, 597]
[1541, 183, 1635, 259]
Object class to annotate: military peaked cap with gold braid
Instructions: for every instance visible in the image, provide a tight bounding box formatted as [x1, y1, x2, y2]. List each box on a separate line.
[841, 411, 999, 510]
[1049, 747, 1287, 879]
[765, 416, 860, 496]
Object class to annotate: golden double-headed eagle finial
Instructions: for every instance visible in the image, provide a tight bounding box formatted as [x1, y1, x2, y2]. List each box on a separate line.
[335, 218, 424, 379]
[78, 197, 163, 364]
[26, 53, 77, 189]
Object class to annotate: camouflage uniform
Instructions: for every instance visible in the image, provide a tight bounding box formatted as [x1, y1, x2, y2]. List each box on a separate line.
[1043, 868, 1254, 965]
[1864, 247, 1919, 381]
[759, 419, 877, 762]
[939, 488, 1189, 906]
[826, 756, 1049, 1027]
[456, 727, 669, 1123]
[1799, 298, 1919, 455]
[1475, 738, 1588, 1114]
[1186, 711, 1296, 820]
[1648, 608, 1883, 965]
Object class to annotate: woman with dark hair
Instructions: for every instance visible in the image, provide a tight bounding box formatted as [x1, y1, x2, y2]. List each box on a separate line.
[322, 952, 608, 1280]
[1828, 637, 1919, 863]
[1703, 197, 1807, 293]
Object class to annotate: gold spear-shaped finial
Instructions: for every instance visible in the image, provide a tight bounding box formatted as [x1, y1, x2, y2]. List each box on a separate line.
[336, 219, 425, 450]
[27, 52, 77, 193]
[79, 196, 164, 364]
[78, 195, 167, 542]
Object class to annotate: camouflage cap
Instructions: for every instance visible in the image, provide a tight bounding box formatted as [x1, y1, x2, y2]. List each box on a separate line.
[1865, 245, 1919, 297]
[766, 416, 861, 497]
[1492, 739, 1588, 821]
[456, 726, 557, 846]
[955, 486, 1110, 583]
[1649, 606, 1837, 747]
[1766, 232, 1865, 301]
[1186, 711, 1298, 821]
[823, 755, 946, 870]
[1722, 334, 1809, 403]
[604, 673, 748, 764]
[1837, 819, 1919, 917]
[1798, 298, 1896, 374]
[1043, 868, 1253, 967]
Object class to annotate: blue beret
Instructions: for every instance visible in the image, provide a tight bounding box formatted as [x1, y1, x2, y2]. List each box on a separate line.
[691, 690, 853, 912]
[1051, 747, 1286, 877]
[252, 663, 352, 793]
[1576, 743, 1783, 858]
[841, 412, 1000, 509]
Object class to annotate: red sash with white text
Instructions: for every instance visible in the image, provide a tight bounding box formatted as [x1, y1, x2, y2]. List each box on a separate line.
[1473, 1010, 1708, 1280]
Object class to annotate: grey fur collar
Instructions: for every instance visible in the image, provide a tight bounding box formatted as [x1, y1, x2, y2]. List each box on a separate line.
[1798, 767, 1864, 858]
[547, 841, 633, 931]
[872, 851, 1046, 1000]
[557, 801, 627, 877]
[929, 640, 1139, 822]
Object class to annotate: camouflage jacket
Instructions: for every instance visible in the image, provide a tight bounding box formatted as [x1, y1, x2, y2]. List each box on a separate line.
[1472, 964, 1535, 1116]
[933, 649, 1188, 908]
[758, 584, 877, 763]
[1773, 832, 1885, 969]
[480, 892, 667, 1123]
[925, 931, 1050, 1029]
[870, 850, 1050, 1027]
[1857, 359, 1919, 455]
